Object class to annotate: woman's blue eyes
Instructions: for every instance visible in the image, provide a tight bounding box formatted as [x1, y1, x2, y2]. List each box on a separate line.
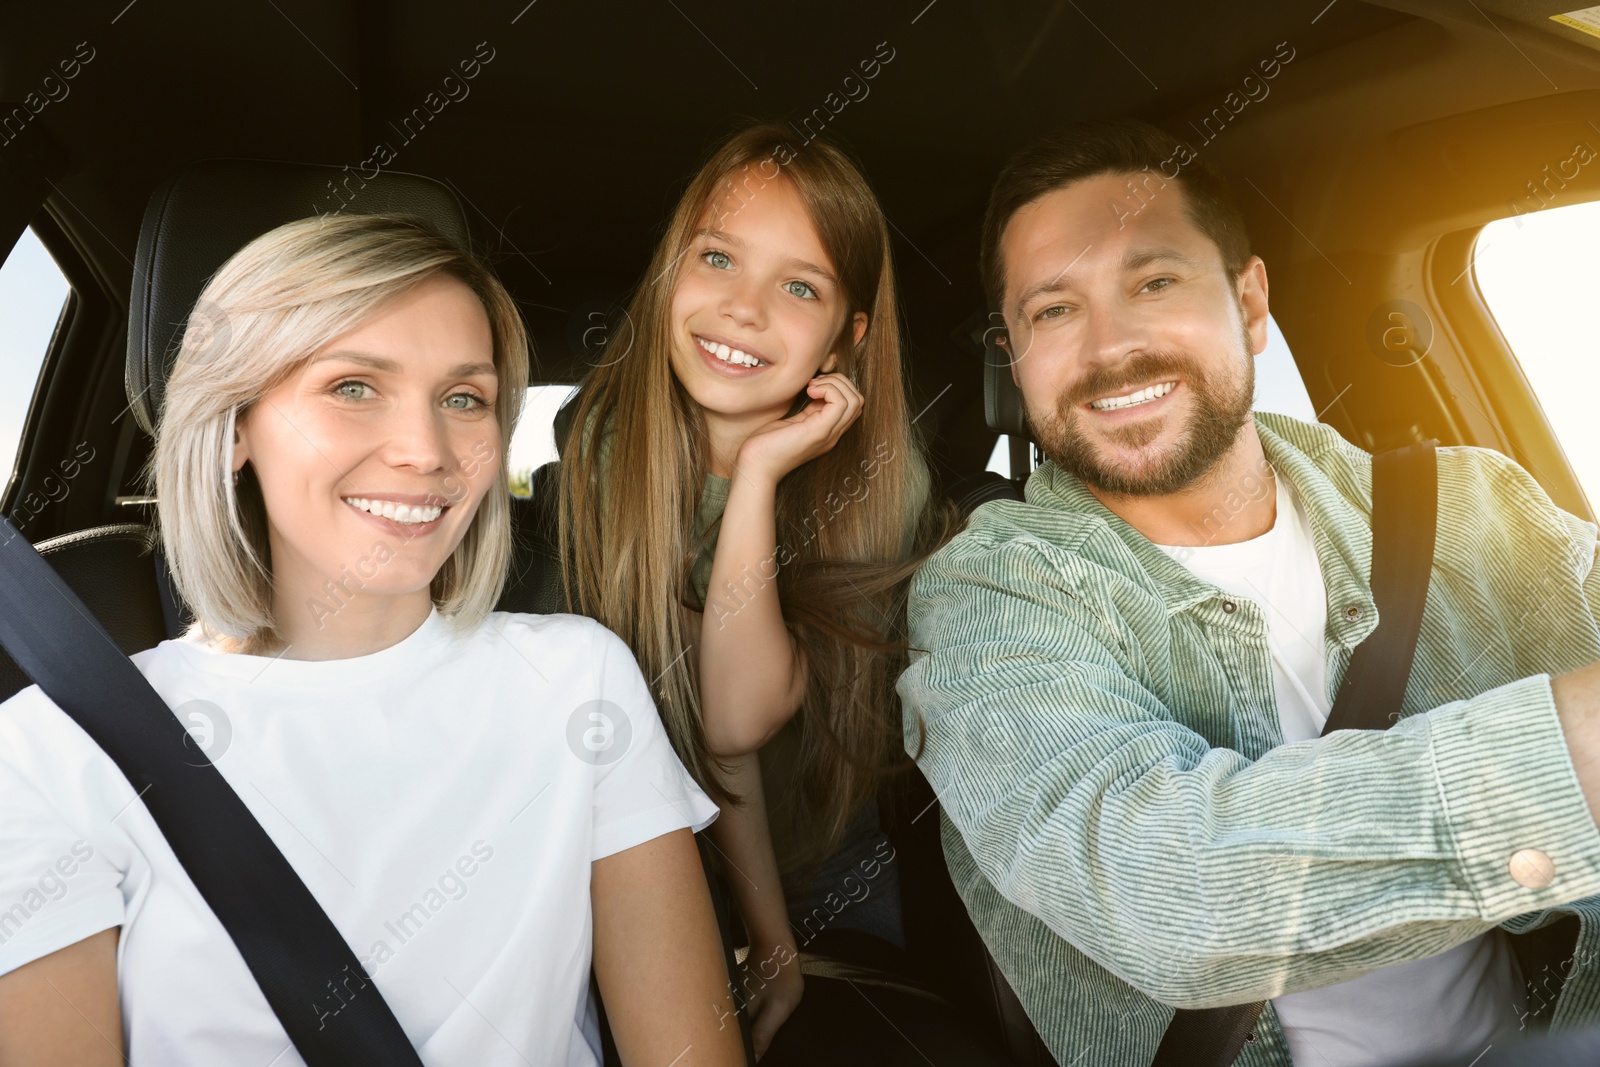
[332, 379, 488, 409]
[700, 249, 819, 300]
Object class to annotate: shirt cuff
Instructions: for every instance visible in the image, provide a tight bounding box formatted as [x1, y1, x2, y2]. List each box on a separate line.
[0, 889, 124, 978]
[592, 795, 720, 862]
[1431, 672, 1600, 918]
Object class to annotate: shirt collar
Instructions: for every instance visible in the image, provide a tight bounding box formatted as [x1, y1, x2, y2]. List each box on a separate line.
[1023, 412, 1380, 651]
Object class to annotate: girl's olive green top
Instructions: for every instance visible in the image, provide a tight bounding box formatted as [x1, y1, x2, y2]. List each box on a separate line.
[685, 458, 930, 871]
[568, 402, 930, 872]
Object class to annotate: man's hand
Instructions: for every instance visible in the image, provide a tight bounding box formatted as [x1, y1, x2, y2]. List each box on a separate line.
[1553, 659, 1600, 830]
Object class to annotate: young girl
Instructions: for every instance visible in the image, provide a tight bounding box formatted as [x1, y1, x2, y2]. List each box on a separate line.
[557, 124, 952, 1058]
[0, 214, 743, 1066]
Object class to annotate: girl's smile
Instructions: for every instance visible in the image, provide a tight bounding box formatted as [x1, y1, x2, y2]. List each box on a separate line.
[694, 332, 771, 376]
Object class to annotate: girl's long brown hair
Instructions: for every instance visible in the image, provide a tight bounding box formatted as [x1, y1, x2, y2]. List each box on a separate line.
[557, 122, 954, 869]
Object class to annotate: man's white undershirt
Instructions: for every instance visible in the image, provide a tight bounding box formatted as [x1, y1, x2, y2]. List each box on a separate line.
[1154, 469, 1528, 1066]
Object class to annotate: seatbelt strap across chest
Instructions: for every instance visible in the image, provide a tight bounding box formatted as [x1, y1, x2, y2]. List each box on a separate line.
[1150, 438, 1439, 1066]
[0, 516, 425, 1066]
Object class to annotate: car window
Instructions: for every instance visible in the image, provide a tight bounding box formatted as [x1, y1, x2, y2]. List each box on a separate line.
[0, 227, 71, 491]
[1474, 201, 1600, 511]
[508, 384, 577, 497]
[986, 312, 1316, 478]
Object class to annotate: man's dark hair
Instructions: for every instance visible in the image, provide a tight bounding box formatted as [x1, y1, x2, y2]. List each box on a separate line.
[979, 118, 1253, 314]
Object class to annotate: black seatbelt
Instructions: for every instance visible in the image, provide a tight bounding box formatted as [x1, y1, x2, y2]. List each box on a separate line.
[1150, 439, 1439, 1067]
[0, 515, 424, 1067]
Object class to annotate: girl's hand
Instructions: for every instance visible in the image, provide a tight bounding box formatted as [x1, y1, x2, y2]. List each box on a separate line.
[735, 372, 864, 486]
[742, 937, 804, 1060]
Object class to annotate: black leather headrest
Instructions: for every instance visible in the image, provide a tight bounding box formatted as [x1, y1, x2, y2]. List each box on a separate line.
[125, 159, 471, 435]
[983, 330, 1030, 440]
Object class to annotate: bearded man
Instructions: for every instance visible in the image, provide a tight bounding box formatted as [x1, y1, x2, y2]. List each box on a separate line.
[899, 118, 1600, 1067]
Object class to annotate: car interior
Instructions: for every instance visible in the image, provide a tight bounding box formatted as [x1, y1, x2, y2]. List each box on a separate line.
[5, 0, 1600, 1064]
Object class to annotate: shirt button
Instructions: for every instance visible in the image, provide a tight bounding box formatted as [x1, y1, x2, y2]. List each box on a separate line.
[1244, 1030, 1258, 1044]
[1343, 604, 1364, 622]
[1221, 600, 1238, 614]
[1509, 849, 1556, 889]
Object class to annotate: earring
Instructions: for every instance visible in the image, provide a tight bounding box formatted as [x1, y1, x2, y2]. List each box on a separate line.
[232, 469, 240, 487]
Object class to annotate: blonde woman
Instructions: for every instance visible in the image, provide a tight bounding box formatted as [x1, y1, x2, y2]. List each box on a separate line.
[557, 125, 965, 1060]
[0, 214, 742, 1067]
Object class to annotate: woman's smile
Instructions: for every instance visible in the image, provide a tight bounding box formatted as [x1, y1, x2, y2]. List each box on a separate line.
[340, 494, 452, 536]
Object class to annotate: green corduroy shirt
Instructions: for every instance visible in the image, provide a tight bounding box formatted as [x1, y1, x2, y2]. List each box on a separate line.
[898, 410, 1600, 1065]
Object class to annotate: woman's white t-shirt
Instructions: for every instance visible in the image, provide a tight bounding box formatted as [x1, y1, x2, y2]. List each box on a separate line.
[0, 607, 719, 1065]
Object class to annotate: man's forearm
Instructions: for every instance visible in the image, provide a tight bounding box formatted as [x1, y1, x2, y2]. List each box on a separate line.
[913, 658, 1600, 1007]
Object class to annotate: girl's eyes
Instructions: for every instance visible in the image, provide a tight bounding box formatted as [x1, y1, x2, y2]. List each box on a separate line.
[700, 248, 820, 301]
[1034, 305, 1068, 323]
[331, 379, 489, 410]
[1142, 276, 1175, 293]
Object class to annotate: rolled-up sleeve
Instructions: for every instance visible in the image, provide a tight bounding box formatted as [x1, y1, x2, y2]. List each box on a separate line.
[899, 530, 1600, 1009]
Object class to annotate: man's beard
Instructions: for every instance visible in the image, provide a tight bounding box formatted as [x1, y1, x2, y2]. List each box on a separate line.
[1025, 339, 1254, 497]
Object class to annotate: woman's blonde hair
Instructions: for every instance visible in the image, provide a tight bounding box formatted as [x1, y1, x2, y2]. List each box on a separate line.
[558, 122, 954, 866]
[150, 212, 529, 652]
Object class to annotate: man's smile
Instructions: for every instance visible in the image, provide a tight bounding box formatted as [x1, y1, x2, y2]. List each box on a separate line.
[1084, 379, 1180, 413]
